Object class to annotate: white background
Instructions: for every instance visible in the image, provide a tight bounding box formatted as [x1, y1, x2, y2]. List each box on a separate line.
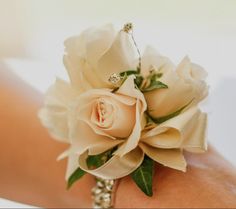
[1, 0, 236, 207]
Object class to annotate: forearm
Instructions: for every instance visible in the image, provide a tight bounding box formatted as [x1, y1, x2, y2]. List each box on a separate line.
[0, 65, 94, 208]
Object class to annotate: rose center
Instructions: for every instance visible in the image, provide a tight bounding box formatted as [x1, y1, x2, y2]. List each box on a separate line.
[95, 99, 114, 128]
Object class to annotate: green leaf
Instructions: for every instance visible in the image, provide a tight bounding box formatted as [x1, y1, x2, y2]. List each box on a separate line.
[147, 70, 163, 81]
[67, 167, 86, 189]
[86, 147, 117, 169]
[141, 70, 167, 92]
[134, 75, 144, 88]
[156, 73, 163, 78]
[149, 99, 194, 124]
[112, 70, 143, 93]
[145, 113, 156, 127]
[142, 80, 168, 92]
[111, 87, 119, 93]
[119, 70, 139, 76]
[86, 153, 107, 169]
[131, 156, 154, 197]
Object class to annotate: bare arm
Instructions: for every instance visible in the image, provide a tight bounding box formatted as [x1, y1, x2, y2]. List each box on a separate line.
[0, 63, 236, 208]
[0, 63, 94, 208]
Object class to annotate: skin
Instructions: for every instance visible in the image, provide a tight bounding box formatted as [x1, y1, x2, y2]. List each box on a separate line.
[115, 149, 236, 208]
[0, 63, 236, 208]
[0, 64, 94, 208]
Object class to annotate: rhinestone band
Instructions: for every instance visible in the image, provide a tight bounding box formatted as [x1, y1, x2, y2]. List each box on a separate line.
[92, 177, 115, 208]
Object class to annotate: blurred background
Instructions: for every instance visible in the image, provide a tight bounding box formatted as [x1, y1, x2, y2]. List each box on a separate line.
[0, 0, 236, 207]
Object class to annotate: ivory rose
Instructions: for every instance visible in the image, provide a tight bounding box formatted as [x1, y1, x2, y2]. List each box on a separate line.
[40, 75, 147, 179]
[39, 78, 78, 142]
[176, 56, 208, 106]
[67, 75, 147, 157]
[142, 47, 208, 118]
[136, 47, 208, 171]
[73, 76, 147, 179]
[140, 105, 207, 172]
[63, 24, 136, 92]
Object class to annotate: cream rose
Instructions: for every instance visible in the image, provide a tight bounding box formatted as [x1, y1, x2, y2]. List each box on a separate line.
[137, 48, 208, 168]
[142, 47, 208, 118]
[140, 106, 208, 171]
[70, 76, 147, 179]
[176, 56, 208, 106]
[68, 75, 146, 156]
[63, 24, 136, 92]
[39, 78, 78, 142]
[40, 75, 147, 179]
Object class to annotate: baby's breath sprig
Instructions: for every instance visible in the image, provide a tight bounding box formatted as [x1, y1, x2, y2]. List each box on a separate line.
[108, 23, 143, 92]
[123, 23, 142, 74]
[108, 73, 122, 85]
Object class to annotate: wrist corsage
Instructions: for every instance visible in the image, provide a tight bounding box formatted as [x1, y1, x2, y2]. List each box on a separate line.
[39, 23, 208, 208]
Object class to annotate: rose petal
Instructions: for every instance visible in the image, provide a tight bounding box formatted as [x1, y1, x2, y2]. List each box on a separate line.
[117, 75, 146, 104]
[142, 107, 201, 149]
[90, 99, 114, 129]
[141, 128, 181, 149]
[65, 151, 80, 180]
[176, 56, 209, 105]
[38, 78, 77, 142]
[39, 108, 69, 142]
[141, 46, 176, 84]
[115, 102, 142, 156]
[101, 99, 136, 138]
[77, 100, 116, 139]
[182, 112, 208, 153]
[85, 24, 116, 68]
[75, 88, 136, 107]
[139, 143, 187, 172]
[114, 76, 147, 156]
[45, 78, 78, 106]
[78, 147, 144, 179]
[63, 24, 116, 90]
[68, 115, 122, 155]
[74, 88, 137, 139]
[78, 59, 106, 88]
[176, 56, 208, 81]
[145, 78, 196, 118]
[97, 30, 136, 84]
[63, 55, 91, 91]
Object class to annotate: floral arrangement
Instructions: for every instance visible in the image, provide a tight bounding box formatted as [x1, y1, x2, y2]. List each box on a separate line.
[39, 23, 208, 203]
